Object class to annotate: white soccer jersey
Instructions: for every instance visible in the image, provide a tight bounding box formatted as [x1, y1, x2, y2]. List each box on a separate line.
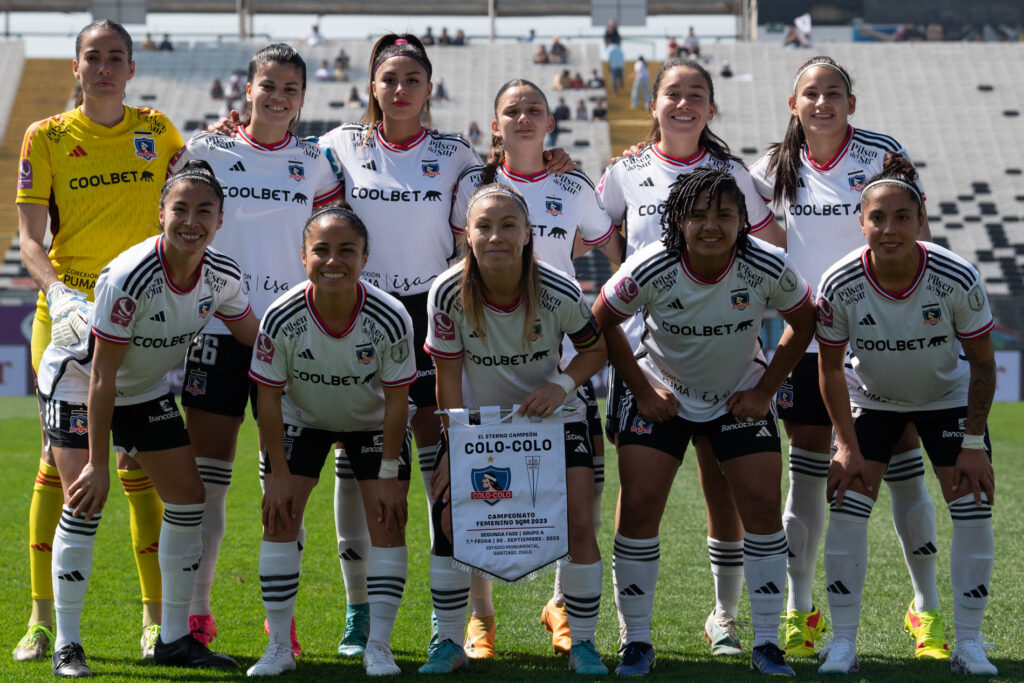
[449, 162, 614, 276]
[318, 123, 480, 296]
[601, 239, 811, 421]
[170, 126, 343, 333]
[38, 235, 250, 406]
[249, 280, 416, 432]
[815, 242, 993, 412]
[425, 262, 601, 421]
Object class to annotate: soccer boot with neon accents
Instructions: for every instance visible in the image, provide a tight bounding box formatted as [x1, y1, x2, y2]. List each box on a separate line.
[751, 642, 795, 677]
[246, 642, 296, 677]
[418, 638, 469, 674]
[782, 605, 827, 657]
[704, 608, 743, 656]
[818, 637, 859, 675]
[51, 642, 91, 678]
[568, 641, 608, 675]
[264, 616, 301, 658]
[154, 633, 237, 668]
[463, 615, 495, 659]
[337, 602, 370, 657]
[615, 641, 655, 676]
[541, 598, 572, 655]
[951, 639, 998, 676]
[188, 614, 217, 647]
[904, 601, 950, 660]
[12, 623, 53, 662]
[140, 623, 160, 660]
[364, 639, 401, 676]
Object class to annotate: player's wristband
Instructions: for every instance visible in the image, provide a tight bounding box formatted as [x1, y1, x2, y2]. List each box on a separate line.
[553, 373, 576, 397]
[378, 458, 400, 479]
[961, 434, 986, 451]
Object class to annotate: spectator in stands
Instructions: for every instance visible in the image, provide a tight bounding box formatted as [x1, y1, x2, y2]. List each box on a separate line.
[720, 60, 733, 78]
[209, 78, 225, 100]
[453, 29, 467, 46]
[346, 85, 366, 108]
[550, 35, 569, 64]
[667, 36, 680, 59]
[575, 99, 588, 121]
[466, 121, 482, 147]
[630, 55, 650, 109]
[315, 59, 332, 82]
[571, 72, 586, 89]
[421, 26, 435, 45]
[142, 33, 156, 51]
[533, 44, 550, 64]
[158, 33, 173, 51]
[682, 26, 700, 57]
[524, 28, 536, 42]
[604, 20, 621, 46]
[336, 47, 350, 70]
[433, 77, 449, 102]
[607, 42, 625, 94]
[553, 69, 571, 91]
[592, 99, 607, 120]
[306, 24, 326, 46]
[783, 25, 812, 48]
[587, 69, 604, 89]
[553, 97, 571, 123]
[439, 28, 451, 45]
[333, 57, 347, 82]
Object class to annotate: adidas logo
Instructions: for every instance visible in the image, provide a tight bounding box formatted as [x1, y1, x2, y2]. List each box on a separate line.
[149, 311, 166, 322]
[575, 442, 589, 454]
[58, 570, 86, 582]
[827, 580, 851, 595]
[67, 145, 87, 157]
[638, 177, 654, 187]
[912, 542, 937, 556]
[753, 581, 781, 595]
[228, 161, 246, 172]
[858, 314, 876, 326]
[668, 298, 685, 310]
[963, 584, 988, 599]
[756, 425, 773, 438]
[340, 548, 363, 561]
[138, 542, 160, 555]
[297, 540, 304, 552]
[362, 160, 378, 171]
[619, 583, 645, 596]
[298, 348, 315, 360]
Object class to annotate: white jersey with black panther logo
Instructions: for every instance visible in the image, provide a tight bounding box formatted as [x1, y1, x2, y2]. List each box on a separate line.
[601, 238, 811, 421]
[38, 235, 250, 405]
[815, 242, 992, 412]
[170, 126, 342, 333]
[318, 123, 480, 296]
[249, 280, 416, 432]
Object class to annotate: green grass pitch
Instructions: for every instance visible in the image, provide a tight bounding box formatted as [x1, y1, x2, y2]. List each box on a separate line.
[0, 396, 1021, 680]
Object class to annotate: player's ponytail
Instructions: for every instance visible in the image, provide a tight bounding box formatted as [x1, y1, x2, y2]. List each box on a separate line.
[243, 43, 307, 132]
[160, 159, 224, 210]
[765, 56, 853, 205]
[363, 34, 433, 147]
[862, 153, 923, 217]
[481, 79, 551, 185]
[661, 167, 750, 260]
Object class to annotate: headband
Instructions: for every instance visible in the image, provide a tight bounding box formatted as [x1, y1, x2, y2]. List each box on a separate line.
[372, 40, 432, 80]
[467, 185, 530, 218]
[861, 178, 922, 204]
[792, 61, 852, 93]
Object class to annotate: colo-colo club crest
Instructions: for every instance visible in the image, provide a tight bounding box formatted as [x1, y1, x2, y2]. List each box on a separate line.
[470, 467, 512, 505]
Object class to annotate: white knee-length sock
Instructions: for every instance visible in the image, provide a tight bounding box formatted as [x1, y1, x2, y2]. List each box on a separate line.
[948, 493, 993, 643]
[52, 507, 100, 650]
[160, 502, 205, 643]
[823, 491, 874, 644]
[334, 447, 369, 605]
[884, 449, 939, 612]
[783, 447, 830, 613]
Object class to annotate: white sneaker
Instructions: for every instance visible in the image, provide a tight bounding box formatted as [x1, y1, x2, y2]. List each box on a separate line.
[140, 624, 160, 660]
[363, 639, 400, 676]
[951, 639, 998, 676]
[246, 643, 296, 677]
[818, 637, 859, 675]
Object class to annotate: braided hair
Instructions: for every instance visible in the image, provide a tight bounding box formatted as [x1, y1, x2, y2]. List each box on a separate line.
[660, 167, 750, 259]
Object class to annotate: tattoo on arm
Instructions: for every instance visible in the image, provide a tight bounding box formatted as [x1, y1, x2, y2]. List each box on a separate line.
[966, 358, 996, 435]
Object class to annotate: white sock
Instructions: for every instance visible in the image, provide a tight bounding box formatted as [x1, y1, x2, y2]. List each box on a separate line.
[191, 457, 231, 616]
[552, 565, 565, 606]
[429, 554, 469, 644]
[53, 506, 100, 650]
[562, 560, 602, 645]
[592, 454, 605, 534]
[708, 537, 744, 617]
[613, 534, 659, 645]
[783, 447, 830, 612]
[334, 448, 369, 605]
[419, 443, 439, 546]
[884, 449, 940, 612]
[469, 573, 494, 617]
[824, 491, 874, 644]
[744, 530, 788, 647]
[948, 493, 993, 643]
[367, 545, 406, 644]
[160, 502, 205, 643]
[259, 540, 301, 646]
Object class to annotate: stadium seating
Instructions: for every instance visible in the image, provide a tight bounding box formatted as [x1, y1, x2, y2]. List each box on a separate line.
[0, 41, 26, 143]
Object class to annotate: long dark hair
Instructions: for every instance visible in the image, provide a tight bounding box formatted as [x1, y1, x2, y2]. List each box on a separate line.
[641, 58, 738, 163]
[661, 167, 750, 259]
[243, 43, 307, 131]
[363, 33, 433, 145]
[73, 20, 133, 107]
[765, 56, 853, 205]
[480, 79, 550, 185]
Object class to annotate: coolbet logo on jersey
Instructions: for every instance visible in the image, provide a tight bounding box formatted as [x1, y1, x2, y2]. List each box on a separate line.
[614, 277, 639, 303]
[922, 305, 943, 325]
[134, 133, 158, 160]
[356, 345, 375, 364]
[433, 312, 456, 341]
[111, 297, 136, 326]
[288, 161, 305, 181]
[256, 333, 275, 363]
[545, 197, 563, 216]
[470, 467, 513, 505]
[730, 290, 751, 310]
[421, 160, 440, 177]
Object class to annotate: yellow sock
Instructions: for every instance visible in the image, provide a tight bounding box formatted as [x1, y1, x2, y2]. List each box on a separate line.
[119, 469, 164, 607]
[29, 461, 62, 605]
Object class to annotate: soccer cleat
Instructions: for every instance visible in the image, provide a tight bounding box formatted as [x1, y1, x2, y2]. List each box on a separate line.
[951, 639, 998, 676]
[189, 614, 218, 647]
[140, 624, 161, 660]
[704, 608, 743, 656]
[463, 615, 495, 659]
[541, 598, 572, 655]
[154, 633, 237, 668]
[904, 602, 950, 660]
[751, 642, 795, 676]
[51, 642, 92, 678]
[13, 623, 53, 662]
[418, 639, 469, 674]
[246, 643, 296, 677]
[337, 602, 370, 657]
[615, 641, 655, 676]
[264, 616, 301, 658]
[364, 639, 401, 676]
[818, 637, 859, 675]
[426, 610, 440, 658]
[568, 641, 608, 675]
[782, 605, 827, 657]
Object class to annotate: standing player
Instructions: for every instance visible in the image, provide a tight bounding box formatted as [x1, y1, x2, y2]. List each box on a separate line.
[246, 207, 416, 677]
[597, 57, 775, 660]
[170, 43, 342, 654]
[815, 154, 996, 676]
[14, 19, 183, 662]
[448, 78, 614, 658]
[750, 56, 942, 659]
[423, 184, 608, 675]
[36, 161, 255, 675]
[594, 168, 815, 677]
